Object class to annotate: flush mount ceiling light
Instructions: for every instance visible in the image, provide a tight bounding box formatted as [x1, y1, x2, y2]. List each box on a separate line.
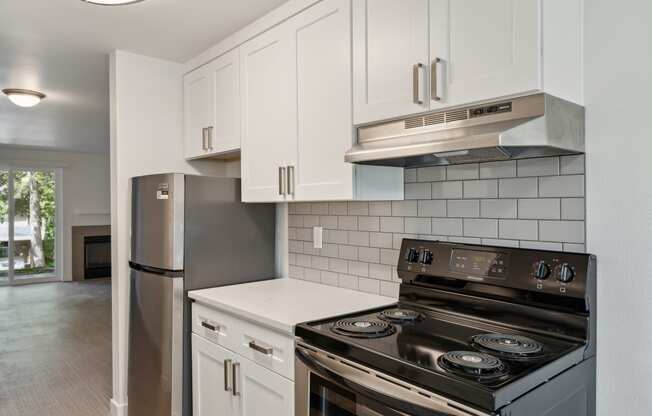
[2, 89, 46, 108]
[81, 0, 146, 5]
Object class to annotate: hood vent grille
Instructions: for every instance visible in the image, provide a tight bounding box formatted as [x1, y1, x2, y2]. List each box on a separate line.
[424, 112, 445, 126]
[445, 109, 469, 123]
[402, 108, 471, 132]
[404, 117, 424, 130]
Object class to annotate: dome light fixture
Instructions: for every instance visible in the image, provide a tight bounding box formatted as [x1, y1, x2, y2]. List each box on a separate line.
[81, 0, 146, 5]
[2, 89, 47, 108]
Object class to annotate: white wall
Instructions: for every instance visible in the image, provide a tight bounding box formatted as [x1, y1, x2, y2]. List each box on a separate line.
[109, 50, 238, 416]
[585, 1, 652, 415]
[0, 146, 110, 281]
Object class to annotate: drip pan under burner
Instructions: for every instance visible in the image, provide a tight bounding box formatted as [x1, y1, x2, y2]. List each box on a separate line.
[438, 351, 508, 380]
[378, 308, 424, 323]
[471, 334, 544, 360]
[331, 319, 396, 339]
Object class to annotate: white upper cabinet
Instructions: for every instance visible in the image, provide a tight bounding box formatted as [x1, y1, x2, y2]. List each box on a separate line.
[354, 0, 582, 125]
[353, 0, 430, 124]
[184, 48, 241, 159]
[241, 0, 404, 203]
[184, 64, 214, 159]
[430, 0, 540, 107]
[240, 23, 297, 203]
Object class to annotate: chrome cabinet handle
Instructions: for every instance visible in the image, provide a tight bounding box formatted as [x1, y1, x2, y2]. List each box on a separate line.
[207, 126, 214, 151]
[249, 340, 273, 356]
[224, 359, 232, 392]
[201, 128, 207, 151]
[412, 63, 424, 105]
[287, 165, 295, 196]
[232, 362, 240, 397]
[201, 321, 218, 332]
[278, 167, 286, 196]
[431, 58, 441, 102]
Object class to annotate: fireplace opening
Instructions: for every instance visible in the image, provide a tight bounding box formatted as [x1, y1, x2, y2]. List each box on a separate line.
[84, 235, 111, 279]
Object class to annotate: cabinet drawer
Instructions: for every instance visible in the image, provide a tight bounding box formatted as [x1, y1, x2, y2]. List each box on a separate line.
[192, 302, 295, 380]
[192, 302, 241, 352]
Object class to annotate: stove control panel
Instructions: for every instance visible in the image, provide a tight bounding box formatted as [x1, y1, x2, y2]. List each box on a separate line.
[397, 239, 594, 300]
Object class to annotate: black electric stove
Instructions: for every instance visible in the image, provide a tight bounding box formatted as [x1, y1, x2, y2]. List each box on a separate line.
[295, 240, 597, 416]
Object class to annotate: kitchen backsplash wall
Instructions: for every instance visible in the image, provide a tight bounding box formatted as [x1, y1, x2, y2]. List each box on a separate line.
[287, 155, 585, 298]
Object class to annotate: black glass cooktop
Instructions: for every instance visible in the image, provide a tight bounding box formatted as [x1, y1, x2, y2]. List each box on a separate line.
[296, 303, 585, 410]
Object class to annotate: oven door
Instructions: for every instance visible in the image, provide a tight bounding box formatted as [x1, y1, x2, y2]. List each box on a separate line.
[295, 343, 492, 416]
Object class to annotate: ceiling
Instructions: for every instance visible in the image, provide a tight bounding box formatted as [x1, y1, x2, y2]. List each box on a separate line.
[0, 0, 287, 153]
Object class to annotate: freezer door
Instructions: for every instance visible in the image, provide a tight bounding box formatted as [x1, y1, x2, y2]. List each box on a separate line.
[131, 173, 184, 270]
[128, 268, 183, 416]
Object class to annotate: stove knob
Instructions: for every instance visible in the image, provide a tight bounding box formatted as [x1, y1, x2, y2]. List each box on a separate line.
[419, 250, 433, 265]
[532, 261, 551, 280]
[557, 263, 575, 283]
[405, 248, 419, 263]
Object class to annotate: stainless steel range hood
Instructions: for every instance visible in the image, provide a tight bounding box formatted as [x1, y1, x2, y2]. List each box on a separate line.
[345, 94, 584, 168]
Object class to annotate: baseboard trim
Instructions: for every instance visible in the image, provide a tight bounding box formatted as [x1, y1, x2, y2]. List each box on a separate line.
[111, 398, 127, 416]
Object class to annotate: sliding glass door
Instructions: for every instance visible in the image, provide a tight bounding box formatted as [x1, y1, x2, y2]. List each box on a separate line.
[0, 168, 58, 285]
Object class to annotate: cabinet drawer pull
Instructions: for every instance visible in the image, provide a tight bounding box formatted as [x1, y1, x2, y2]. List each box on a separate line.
[207, 126, 214, 150]
[431, 58, 441, 102]
[279, 167, 287, 195]
[249, 340, 273, 356]
[287, 165, 295, 196]
[232, 362, 240, 397]
[224, 359, 232, 392]
[413, 63, 424, 105]
[201, 321, 218, 332]
[201, 128, 208, 151]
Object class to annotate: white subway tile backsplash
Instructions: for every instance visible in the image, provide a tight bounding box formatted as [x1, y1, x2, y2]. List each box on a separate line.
[289, 156, 585, 296]
[348, 202, 369, 216]
[499, 220, 538, 240]
[418, 200, 447, 217]
[447, 164, 479, 180]
[432, 181, 463, 199]
[519, 241, 563, 251]
[447, 200, 480, 217]
[464, 180, 498, 198]
[518, 199, 561, 219]
[539, 175, 584, 197]
[370, 232, 393, 248]
[560, 155, 585, 175]
[358, 216, 380, 232]
[432, 218, 464, 236]
[404, 169, 417, 183]
[499, 177, 538, 198]
[480, 161, 517, 178]
[392, 201, 418, 216]
[405, 182, 432, 199]
[405, 217, 431, 234]
[464, 219, 498, 238]
[539, 221, 585, 243]
[561, 198, 585, 220]
[380, 217, 404, 233]
[417, 166, 446, 182]
[481, 199, 517, 218]
[517, 157, 559, 177]
[369, 201, 392, 216]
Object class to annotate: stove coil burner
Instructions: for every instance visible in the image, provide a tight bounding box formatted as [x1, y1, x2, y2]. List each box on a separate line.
[471, 334, 544, 360]
[331, 319, 396, 339]
[438, 351, 508, 379]
[379, 308, 423, 323]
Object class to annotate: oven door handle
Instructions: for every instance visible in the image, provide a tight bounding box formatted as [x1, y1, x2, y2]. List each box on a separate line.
[296, 346, 489, 416]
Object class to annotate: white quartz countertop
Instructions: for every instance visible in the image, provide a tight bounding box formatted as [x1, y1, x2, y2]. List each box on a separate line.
[188, 278, 396, 335]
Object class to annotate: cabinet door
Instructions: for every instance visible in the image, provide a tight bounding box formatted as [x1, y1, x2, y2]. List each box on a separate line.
[240, 23, 296, 202]
[291, 0, 354, 200]
[235, 357, 294, 416]
[192, 334, 237, 416]
[353, 0, 430, 124]
[206, 48, 241, 156]
[184, 65, 214, 159]
[430, 0, 540, 107]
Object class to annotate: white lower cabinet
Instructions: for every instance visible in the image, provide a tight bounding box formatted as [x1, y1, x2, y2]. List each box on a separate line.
[192, 319, 295, 416]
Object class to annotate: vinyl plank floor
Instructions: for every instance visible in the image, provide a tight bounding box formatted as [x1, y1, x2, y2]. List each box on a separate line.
[0, 279, 111, 416]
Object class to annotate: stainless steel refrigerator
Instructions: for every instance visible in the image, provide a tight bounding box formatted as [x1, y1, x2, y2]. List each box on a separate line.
[128, 174, 276, 416]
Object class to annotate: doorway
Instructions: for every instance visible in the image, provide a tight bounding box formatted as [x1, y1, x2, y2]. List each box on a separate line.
[0, 168, 61, 285]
